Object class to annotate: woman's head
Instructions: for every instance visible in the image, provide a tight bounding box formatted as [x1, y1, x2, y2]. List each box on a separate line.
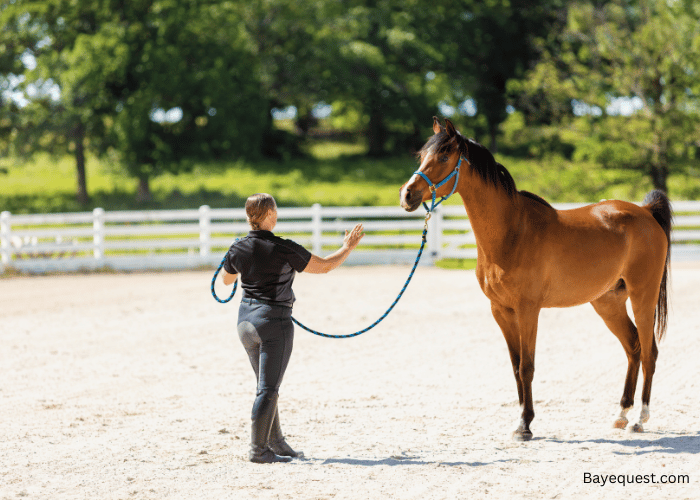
[245, 193, 277, 230]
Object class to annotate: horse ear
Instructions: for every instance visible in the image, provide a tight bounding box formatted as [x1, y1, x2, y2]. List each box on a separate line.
[445, 118, 456, 137]
[432, 116, 443, 134]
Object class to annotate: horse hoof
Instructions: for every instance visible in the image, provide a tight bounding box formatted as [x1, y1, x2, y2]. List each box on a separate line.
[630, 423, 644, 433]
[513, 429, 533, 441]
[613, 417, 628, 429]
[639, 406, 650, 424]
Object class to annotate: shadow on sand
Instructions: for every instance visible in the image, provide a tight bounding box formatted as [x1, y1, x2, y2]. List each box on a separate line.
[317, 456, 517, 467]
[545, 431, 700, 455]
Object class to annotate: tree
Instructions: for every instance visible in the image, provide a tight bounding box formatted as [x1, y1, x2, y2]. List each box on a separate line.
[321, 0, 447, 156]
[239, 0, 442, 157]
[433, 0, 566, 152]
[0, 3, 50, 175]
[4, 1, 127, 205]
[241, 1, 324, 128]
[0, 4, 20, 159]
[10, 0, 267, 203]
[517, 0, 700, 192]
[103, 0, 266, 200]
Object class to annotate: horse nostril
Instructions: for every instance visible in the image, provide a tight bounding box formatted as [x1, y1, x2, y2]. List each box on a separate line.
[405, 189, 411, 201]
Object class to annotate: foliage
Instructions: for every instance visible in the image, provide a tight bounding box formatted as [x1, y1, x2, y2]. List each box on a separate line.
[3, 1, 126, 204]
[513, 0, 700, 191]
[4, 0, 700, 206]
[0, 3, 45, 159]
[308, 0, 448, 156]
[434, 0, 568, 150]
[5, 0, 267, 203]
[241, 0, 332, 137]
[107, 1, 267, 195]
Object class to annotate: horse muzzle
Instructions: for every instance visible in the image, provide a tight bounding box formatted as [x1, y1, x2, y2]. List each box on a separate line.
[400, 185, 424, 212]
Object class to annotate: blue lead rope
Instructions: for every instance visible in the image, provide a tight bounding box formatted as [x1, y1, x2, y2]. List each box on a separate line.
[210, 255, 238, 303]
[210, 220, 429, 339]
[291, 224, 428, 338]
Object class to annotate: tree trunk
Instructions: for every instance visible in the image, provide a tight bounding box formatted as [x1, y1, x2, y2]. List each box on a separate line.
[650, 164, 668, 192]
[488, 119, 499, 154]
[650, 134, 669, 192]
[367, 107, 387, 157]
[74, 124, 89, 206]
[294, 109, 317, 138]
[136, 175, 152, 202]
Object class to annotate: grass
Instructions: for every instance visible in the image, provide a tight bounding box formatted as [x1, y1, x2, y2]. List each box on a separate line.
[0, 145, 419, 213]
[3, 140, 698, 216]
[434, 258, 478, 271]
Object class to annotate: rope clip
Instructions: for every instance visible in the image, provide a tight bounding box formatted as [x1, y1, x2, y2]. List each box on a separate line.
[423, 213, 431, 234]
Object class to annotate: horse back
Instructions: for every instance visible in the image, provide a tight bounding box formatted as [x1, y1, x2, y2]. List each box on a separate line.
[527, 199, 665, 307]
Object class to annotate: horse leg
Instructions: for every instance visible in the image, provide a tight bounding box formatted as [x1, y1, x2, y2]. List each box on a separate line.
[591, 287, 640, 429]
[512, 306, 540, 441]
[627, 288, 660, 433]
[491, 303, 523, 406]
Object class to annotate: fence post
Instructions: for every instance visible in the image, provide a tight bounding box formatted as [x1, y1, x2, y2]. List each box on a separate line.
[0, 211, 10, 272]
[311, 203, 322, 255]
[199, 205, 211, 258]
[93, 208, 105, 263]
[427, 206, 443, 263]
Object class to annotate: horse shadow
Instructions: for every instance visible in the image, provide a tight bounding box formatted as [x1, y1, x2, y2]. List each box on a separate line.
[544, 431, 700, 455]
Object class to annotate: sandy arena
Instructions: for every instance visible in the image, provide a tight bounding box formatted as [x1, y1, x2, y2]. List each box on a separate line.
[1, 263, 699, 499]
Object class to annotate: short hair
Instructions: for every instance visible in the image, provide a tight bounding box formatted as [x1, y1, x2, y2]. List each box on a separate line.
[245, 193, 277, 230]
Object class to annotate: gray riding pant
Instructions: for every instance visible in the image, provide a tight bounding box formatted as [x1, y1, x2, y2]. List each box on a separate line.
[237, 299, 294, 420]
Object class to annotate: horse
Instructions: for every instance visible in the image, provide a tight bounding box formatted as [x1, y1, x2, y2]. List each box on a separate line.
[400, 117, 672, 441]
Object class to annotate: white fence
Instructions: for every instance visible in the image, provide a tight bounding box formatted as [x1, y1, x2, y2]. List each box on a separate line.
[2, 201, 700, 273]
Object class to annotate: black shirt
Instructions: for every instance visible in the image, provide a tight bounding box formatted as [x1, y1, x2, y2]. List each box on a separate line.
[223, 230, 312, 307]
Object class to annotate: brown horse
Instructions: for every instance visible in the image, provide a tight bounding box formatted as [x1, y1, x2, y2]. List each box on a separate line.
[400, 117, 672, 441]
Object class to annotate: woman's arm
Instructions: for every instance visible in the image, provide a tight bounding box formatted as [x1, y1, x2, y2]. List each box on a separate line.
[222, 270, 239, 286]
[304, 224, 364, 274]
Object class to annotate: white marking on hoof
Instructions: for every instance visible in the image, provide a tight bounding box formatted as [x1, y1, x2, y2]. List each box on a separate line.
[639, 404, 650, 424]
[513, 429, 533, 441]
[630, 405, 649, 433]
[613, 407, 631, 429]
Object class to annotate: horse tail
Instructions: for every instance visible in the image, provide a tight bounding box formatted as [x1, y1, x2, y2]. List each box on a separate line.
[642, 189, 672, 342]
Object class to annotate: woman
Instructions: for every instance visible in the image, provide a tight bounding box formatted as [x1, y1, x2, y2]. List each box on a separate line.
[221, 193, 364, 463]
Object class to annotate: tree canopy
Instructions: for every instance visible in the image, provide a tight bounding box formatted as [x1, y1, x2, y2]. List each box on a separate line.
[515, 0, 700, 191]
[3, 0, 699, 203]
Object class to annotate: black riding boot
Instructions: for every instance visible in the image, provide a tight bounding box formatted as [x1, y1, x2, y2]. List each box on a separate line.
[269, 408, 304, 458]
[249, 392, 292, 463]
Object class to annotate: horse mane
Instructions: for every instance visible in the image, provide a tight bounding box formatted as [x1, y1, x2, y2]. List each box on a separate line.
[417, 131, 552, 208]
[520, 190, 553, 208]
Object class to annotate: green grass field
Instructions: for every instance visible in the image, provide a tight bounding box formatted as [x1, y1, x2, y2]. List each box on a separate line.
[3, 140, 698, 216]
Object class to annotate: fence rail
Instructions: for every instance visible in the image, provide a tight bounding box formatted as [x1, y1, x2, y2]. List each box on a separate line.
[2, 201, 700, 273]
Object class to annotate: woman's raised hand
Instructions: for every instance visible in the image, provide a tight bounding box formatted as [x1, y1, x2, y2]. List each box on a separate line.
[343, 224, 364, 250]
[305, 223, 364, 274]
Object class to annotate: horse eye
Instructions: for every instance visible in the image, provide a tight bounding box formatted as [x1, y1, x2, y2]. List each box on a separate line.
[440, 155, 449, 163]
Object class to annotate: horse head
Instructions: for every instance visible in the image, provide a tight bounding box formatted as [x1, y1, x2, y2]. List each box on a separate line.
[400, 116, 466, 212]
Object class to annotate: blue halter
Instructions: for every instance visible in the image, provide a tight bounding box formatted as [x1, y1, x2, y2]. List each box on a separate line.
[413, 156, 463, 213]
